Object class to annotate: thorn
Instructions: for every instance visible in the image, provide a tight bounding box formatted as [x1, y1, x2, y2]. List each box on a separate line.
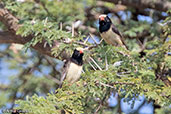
[72, 22, 74, 37]
[84, 36, 89, 44]
[90, 57, 102, 71]
[88, 62, 97, 71]
[44, 17, 48, 26]
[60, 22, 62, 30]
[105, 56, 108, 70]
[89, 34, 98, 45]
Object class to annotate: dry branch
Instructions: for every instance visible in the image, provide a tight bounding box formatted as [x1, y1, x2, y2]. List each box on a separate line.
[0, 3, 65, 59]
[100, 0, 171, 12]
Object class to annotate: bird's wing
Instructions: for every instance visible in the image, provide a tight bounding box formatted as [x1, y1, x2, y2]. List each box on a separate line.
[60, 59, 71, 83]
[111, 24, 128, 50]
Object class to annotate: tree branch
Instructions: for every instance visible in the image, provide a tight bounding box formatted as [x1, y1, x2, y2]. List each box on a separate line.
[97, 1, 127, 13]
[0, 3, 70, 60]
[0, 31, 63, 59]
[0, 84, 8, 91]
[100, 0, 171, 12]
[94, 87, 110, 114]
[0, 3, 19, 33]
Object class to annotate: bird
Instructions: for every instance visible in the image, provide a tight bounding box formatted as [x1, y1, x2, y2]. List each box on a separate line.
[60, 47, 84, 84]
[99, 14, 128, 50]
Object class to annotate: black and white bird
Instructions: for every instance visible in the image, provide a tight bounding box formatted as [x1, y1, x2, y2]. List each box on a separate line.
[61, 47, 84, 84]
[99, 14, 128, 50]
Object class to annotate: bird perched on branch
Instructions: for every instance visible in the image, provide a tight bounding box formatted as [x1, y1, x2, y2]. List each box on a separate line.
[60, 47, 84, 84]
[99, 14, 128, 50]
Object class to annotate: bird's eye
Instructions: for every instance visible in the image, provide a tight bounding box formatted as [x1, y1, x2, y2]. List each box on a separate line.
[106, 19, 110, 22]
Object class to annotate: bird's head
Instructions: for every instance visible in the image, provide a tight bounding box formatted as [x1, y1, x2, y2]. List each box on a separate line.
[71, 47, 84, 65]
[72, 47, 84, 60]
[99, 14, 112, 26]
[99, 14, 112, 33]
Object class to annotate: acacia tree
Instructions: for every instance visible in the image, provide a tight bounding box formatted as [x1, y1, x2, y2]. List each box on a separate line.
[0, 0, 170, 114]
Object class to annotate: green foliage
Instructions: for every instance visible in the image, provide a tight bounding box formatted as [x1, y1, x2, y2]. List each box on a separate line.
[0, 92, 8, 108]
[16, 19, 70, 49]
[16, 43, 171, 113]
[163, 10, 171, 36]
[156, 106, 171, 114]
[16, 83, 86, 114]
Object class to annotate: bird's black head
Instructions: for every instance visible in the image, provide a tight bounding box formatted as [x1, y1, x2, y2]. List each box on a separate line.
[71, 48, 84, 65]
[99, 14, 112, 33]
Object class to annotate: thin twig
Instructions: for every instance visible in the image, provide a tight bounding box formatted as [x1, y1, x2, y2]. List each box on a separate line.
[89, 34, 98, 45]
[60, 22, 62, 30]
[117, 51, 130, 57]
[116, 71, 131, 77]
[94, 86, 110, 114]
[87, 45, 98, 50]
[136, 37, 144, 49]
[72, 22, 74, 37]
[86, 39, 103, 50]
[99, 39, 103, 43]
[89, 62, 97, 70]
[99, 82, 115, 89]
[94, 104, 102, 114]
[112, 81, 135, 85]
[74, 41, 89, 47]
[82, 69, 85, 73]
[95, 81, 135, 89]
[35, 0, 51, 16]
[44, 17, 48, 26]
[105, 56, 108, 70]
[45, 75, 61, 85]
[84, 37, 89, 44]
[142, 38, 147, 51]
[90, 57, 102, 71]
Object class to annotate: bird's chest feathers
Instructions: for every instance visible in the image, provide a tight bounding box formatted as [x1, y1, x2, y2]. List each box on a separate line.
[100, 27, 121, 45]
[66, 62, 82, 83]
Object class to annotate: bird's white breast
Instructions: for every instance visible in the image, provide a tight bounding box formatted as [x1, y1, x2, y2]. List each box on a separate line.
[66, 62, 82, 83]
[100, 27, 123, 46]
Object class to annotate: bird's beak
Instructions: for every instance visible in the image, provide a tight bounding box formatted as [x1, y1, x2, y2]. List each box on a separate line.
[99, 17, 105, 21]
[79, 50, 83, 54]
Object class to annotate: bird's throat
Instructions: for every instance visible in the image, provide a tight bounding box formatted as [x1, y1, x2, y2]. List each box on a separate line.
[99, 22, 111, 33]
[70, 58, 83, 66]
